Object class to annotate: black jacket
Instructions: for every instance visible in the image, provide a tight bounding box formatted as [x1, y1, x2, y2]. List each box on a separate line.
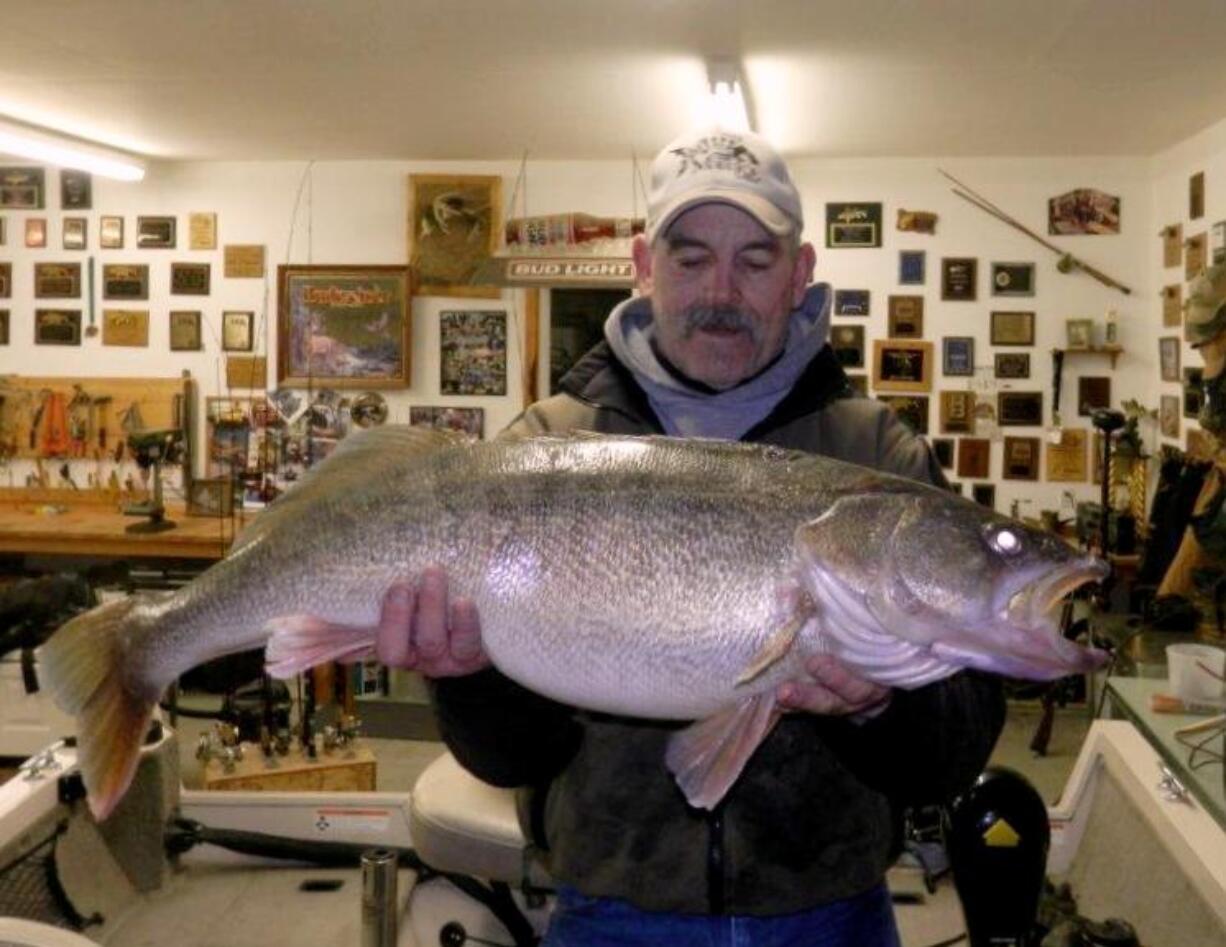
[430, 342, 1005, 915]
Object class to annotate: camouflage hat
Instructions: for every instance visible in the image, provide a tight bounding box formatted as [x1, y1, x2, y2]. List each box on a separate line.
[1185, 260, 1226, 346]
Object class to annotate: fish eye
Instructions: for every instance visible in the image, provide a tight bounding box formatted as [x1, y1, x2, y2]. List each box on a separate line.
[987, 525, 1024, 556]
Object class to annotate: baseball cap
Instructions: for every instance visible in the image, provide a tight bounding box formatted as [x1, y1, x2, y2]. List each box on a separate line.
[1185, 260, 1226, 347]
[646, 128, 803, 243]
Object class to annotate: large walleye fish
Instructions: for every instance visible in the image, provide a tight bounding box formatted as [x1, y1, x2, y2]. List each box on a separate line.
[41, 428, 1106, 819]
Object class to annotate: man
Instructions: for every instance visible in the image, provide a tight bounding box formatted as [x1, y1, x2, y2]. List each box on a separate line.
[376, 128, 1004, 945]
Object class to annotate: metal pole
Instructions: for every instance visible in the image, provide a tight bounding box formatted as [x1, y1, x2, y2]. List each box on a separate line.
[361, 848, 398, 947]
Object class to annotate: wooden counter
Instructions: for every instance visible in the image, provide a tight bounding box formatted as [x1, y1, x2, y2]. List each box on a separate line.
[0, 489, 243, 560]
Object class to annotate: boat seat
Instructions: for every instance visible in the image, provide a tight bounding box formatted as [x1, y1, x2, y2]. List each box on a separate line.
[410, 751, 552, 889]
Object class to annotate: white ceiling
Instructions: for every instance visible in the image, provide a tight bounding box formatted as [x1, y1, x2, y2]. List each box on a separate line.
[2, 0, 1225, 163]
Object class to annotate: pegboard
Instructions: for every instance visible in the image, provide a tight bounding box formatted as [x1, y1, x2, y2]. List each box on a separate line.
[0, 373, 193, 463]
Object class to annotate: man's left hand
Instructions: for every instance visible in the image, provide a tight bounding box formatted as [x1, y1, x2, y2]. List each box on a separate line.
[777, 655, 891, 717]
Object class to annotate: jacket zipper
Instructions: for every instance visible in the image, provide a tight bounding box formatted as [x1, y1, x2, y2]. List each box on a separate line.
[706, 805, 726, 914]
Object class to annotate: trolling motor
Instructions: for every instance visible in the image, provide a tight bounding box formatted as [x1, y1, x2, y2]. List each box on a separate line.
[946, 767, 1049, 947]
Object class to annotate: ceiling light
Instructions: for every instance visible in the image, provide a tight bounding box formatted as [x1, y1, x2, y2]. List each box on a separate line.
[0, 116, 145, 182]
[706, 59, 753, 132]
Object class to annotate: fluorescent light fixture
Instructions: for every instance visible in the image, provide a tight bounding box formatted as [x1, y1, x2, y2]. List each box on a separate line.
[0, 116, 145, 182]
[706, 59, 753, 132]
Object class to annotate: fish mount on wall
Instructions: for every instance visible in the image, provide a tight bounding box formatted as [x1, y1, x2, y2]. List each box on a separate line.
[939, 170, 1132, 296]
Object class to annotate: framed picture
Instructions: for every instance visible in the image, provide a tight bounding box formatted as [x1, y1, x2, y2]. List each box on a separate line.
[1048, 188, 1120, 235]
[1002, 436, 1041, 481]
[170, 310, 203, 351]
[102, 264, 149, 300]
[1046, 429, 1088, 482]
[187, 478, 235, 518]
[957, 438, 991, 479]
[224, 244, 266, 278]
[1190, 172, 1205, 221]
[943, 336, 974, 376]
[0, 263, 8, 298]
[939, 390, 976, 434]
[877, 395, 928, 435]
[62, 217, 87, 250]
[833, 289, 870, 316]
[1187, 231, 1208, 280]
[998, 391, 1044, 426]
[34, 309, 81, 345]
[60, 170, 91, 210]
[408, 173, 502, 297]
[830, 324, 865, 368]
[1159, 395, 1181, 439]
[25, 218, 46, 248]
[440, 310, 508, 395]
[972, 483, 997, 510]
[277, 265, 411, 387]
[872, 339, 933, 393]
[994, 352, 1031, 379]
[222, 310, 254, 352]
[0, 216, 5, 246]
[0, 167, 45, 208]
[825, 202, 882, 248]
[189, 212, 218, 250]
[1065, 318, 1094, 350]
[34, 263, 81, 298]
[1162, 284, 1182, 326]
[940, 257, 977, 301]
[100, 215, 124, 249]
[887, 295, 924, 339]
[897, 209, 937, 234]
[1184, 367, 1205, 418]
[0, 310, 8, 345]
[1159, 337, 1181, 382]
[171, 262, 211, 295]
[409, 406, 485, 441]
[102, 309, 149, 347]
[931, 438, 954, 469]
[136, 215, 176, 248]
[991, 261, 1035, 296]
[1078, 377, 1111, 416]
[990, 310, 1035, 346]
[899, 250, 926, 285]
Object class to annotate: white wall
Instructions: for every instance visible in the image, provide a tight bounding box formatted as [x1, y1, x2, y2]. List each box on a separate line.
[0, 151, 1157, 518]
[1148, 114, 1226, 452]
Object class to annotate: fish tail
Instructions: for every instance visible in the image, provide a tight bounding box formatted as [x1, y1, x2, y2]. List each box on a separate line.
[39, 598, 156, 821]
[263, 614, 378, 679]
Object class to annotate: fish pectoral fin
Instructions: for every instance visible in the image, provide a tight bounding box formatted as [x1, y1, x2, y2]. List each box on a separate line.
[263, 614, 378, 678]
[734, 615, 804, 686]
[664, 694, 781, 810]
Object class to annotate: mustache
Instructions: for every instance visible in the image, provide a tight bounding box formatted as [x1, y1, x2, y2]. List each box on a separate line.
[682, 305, 758, 339]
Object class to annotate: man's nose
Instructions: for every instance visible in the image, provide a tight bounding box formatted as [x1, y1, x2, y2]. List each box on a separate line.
[704, 261, 740, 305]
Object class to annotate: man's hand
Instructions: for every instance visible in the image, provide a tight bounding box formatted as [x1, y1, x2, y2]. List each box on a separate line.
[375, 566, 491, 678]
[777, 655, 891, 717]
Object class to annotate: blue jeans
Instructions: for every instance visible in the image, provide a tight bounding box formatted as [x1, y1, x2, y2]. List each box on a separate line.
[541, 882, 902, 947]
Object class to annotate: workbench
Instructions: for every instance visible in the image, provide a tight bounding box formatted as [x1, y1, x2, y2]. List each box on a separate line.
[0, 488, 242, 561]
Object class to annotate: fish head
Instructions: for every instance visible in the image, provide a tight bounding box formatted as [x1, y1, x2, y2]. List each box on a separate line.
[795, 481, 1108, 681]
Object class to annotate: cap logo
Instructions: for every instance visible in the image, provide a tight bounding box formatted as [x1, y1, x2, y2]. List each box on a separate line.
[669, 134, 761, 182]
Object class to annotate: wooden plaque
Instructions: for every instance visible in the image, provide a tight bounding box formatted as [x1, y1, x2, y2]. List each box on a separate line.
[102, 309, 150, 347]
[1046, 429, 1088, 482]
[224, 244, 266, 278]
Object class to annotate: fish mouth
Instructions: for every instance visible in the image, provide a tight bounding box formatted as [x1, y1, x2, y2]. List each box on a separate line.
[1004, 558, 1108, 630]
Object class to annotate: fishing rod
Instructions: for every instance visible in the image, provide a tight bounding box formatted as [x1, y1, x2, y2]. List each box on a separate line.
[938, 169, 1132, 296]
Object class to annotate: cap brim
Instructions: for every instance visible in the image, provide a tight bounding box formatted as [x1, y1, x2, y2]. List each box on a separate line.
[648, 190, 796, 244]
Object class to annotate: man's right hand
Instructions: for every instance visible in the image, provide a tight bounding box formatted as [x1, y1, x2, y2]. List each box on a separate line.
[375, 566, 491, 678]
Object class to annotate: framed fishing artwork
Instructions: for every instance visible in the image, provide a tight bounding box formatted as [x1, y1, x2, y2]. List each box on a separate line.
[276, 264, 411, 388]
[408, 173, 503, 298]
[409, 406, 485, 441]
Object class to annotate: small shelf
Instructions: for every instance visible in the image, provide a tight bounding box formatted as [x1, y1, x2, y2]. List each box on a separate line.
[1057, 344, 1124, 369]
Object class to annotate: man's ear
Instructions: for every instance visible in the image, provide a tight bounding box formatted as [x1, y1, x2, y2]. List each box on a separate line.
[791, 242, 817, 307]
[632, 234, 654, 296]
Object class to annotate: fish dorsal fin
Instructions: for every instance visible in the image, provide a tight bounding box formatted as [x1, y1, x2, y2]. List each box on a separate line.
[665, 693, 781, 810]
[231, 425, 467, 553]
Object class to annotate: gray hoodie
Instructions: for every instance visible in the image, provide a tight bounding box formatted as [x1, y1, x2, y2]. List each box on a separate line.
[603, 283, 832, 441]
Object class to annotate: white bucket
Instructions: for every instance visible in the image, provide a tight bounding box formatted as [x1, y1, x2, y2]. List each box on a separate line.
[1166, 643, 1226, 703]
